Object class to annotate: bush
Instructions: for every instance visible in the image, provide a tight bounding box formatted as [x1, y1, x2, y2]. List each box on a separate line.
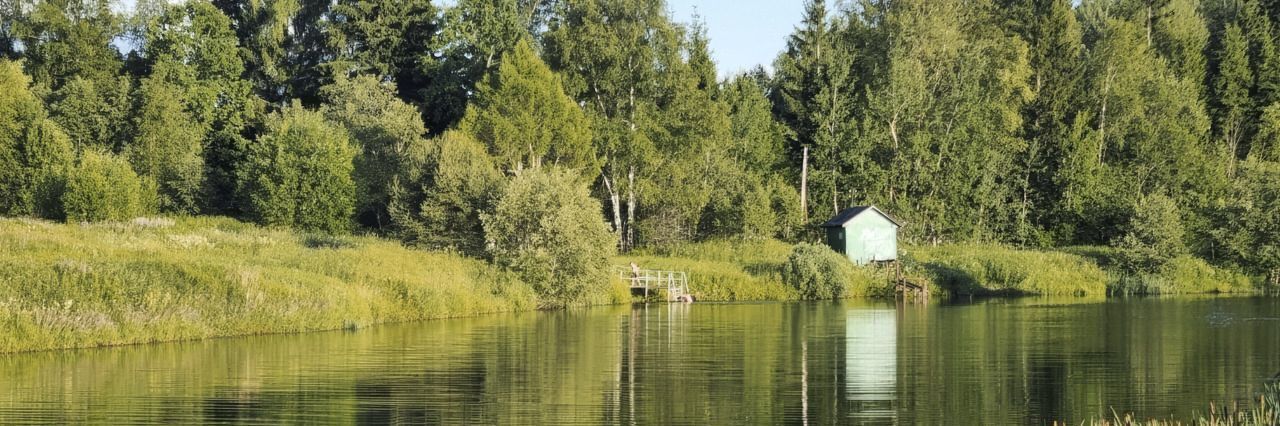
[389, 131, 501, 255]
[781, 243, 853, 300]
[0, 61, 74, 217]
[483, 168, 616, 307]
[1113, 194, 1185, 272]
[320, 75, 427, 228]
[240, 104, 356, 233]
[61, 151, 158, 223]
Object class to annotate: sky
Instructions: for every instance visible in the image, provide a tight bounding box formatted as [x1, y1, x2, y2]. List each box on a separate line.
[665, 0, 810, 78]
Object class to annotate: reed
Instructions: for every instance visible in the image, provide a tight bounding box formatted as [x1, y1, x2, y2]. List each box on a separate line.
[1078, 383, 1279, 426]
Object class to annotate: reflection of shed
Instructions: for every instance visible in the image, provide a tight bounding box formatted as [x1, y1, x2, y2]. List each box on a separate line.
[845, 308, 897, 419]
[820, 206, 900, 265]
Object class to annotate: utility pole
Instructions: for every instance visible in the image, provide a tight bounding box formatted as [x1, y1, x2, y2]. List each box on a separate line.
[800, 146, 809, 223]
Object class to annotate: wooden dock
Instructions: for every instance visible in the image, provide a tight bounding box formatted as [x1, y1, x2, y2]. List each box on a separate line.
[891, 260, 929, 302]
[617, 267, 690, 302]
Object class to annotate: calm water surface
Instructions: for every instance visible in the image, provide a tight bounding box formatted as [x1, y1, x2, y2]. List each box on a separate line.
[1, 297, 1278, 424]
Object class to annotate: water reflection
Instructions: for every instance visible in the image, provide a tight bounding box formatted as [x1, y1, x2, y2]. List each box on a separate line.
[845, 308, 896, 423]
[0, 298, 1277, 424]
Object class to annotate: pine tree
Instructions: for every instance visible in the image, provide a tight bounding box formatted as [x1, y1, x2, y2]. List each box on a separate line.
[460, 38, 596, 176]
[327, 0, 438, 108]
[771, 0, 856, 225]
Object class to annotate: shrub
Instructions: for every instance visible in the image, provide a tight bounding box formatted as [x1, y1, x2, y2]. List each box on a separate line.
[389, 131, 501, 255]
[320, 75, 427, 228]
[240, 104, 356, 233]
[1114, 194, 1185, 272]
[61, 151, 158, 223]
[0, 61, 74, 217]
[781, 243, 853, 300]
[483, 168, 616, 307]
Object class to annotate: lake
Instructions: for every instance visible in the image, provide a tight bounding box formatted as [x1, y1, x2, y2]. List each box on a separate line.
[1, 297, 1278, 424]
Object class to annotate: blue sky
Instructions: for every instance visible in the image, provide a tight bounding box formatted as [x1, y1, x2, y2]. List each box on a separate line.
[666, 0, 810, 78]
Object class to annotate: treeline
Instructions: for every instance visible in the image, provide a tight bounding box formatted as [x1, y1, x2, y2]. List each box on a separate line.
[0, 0, 1277, 285]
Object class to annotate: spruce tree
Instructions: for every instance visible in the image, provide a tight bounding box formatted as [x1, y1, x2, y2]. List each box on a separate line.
[460, 38, 596, 176]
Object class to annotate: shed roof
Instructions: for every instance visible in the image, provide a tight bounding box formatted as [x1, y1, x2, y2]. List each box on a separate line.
[820, 205, 901, 228]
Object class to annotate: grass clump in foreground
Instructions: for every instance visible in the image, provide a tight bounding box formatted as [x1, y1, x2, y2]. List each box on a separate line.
[1079, 383, 1279, 426]
[0, 216, 543, 354]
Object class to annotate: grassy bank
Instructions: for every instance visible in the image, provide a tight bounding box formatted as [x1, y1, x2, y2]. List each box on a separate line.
[0, 216, 548, 353]
[1063, 246, 1258, 295]
[903, 244, 1260, 298]
[620, 239, 895, 301]
[0, 217, 1263, 354]
[624, 241, 1262, 301]
[904, 244, 1110, 297]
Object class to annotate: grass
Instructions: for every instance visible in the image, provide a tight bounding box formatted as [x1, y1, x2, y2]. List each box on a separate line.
[904, 244, 1110, 297]
[1078, 383, 1279, 425]
[0, 217, 1263, 354]
[905, 244, 1262, 298]
[620, 239, 895, 301]
[1064, 247, 1259, 295]
[0, 216, 539, 353]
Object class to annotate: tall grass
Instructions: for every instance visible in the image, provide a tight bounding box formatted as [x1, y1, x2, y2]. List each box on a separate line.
[905, 244, 1110, 297]
[1065, 247, 1259, 295]
[1079, 383, 1279, 426]
[0, 216, 538, 353]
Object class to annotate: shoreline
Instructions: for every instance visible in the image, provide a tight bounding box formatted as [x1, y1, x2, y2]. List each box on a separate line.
[0, 217, 1268, 354]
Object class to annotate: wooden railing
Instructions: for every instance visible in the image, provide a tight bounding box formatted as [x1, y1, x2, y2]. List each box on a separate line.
[616, 267, 689, 301]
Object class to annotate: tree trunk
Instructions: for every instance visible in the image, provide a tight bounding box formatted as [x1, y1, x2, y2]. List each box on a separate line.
[603, 173, 624, 251]
[626, 165, 636, 252]
[831, 166, 838, 215]
[1099, 69, 1113, 164]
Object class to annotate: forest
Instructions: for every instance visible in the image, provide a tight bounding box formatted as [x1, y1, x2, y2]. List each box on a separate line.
[1, 0, 1279, 290]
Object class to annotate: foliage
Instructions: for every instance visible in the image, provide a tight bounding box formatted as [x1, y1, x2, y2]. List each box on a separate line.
[11, 0, 122, 90]
[47, 76, 131, 152]
[1113, 194, 1186, 272]
[327, 0, 437, 105]
[483, 168, 616, 307]
[240, 105, 356, 233]
[320, 75, 428, 228]
[127, 77, 206, 213]
[781, 243, 855, 300]
[61, 151, 158, 223]
[389, 131, 501, 255]
[0, 60, 74, 217]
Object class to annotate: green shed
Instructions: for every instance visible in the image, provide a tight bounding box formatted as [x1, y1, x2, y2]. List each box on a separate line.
[820, 206, 900, 265]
